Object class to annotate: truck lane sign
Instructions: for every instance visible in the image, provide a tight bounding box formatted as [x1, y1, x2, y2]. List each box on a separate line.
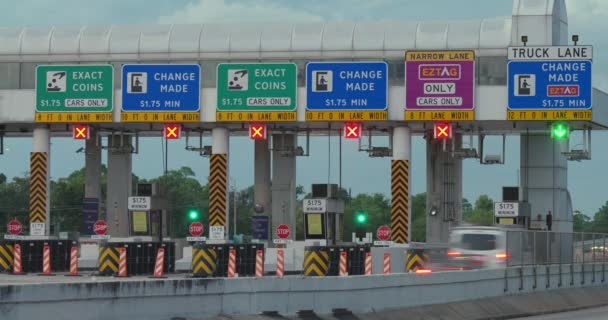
[507, 46, 592, 121]
[35, 65, 113, 123]
[305, 62, 388, 121]
[405, 50, 475, 121]
[216, 63, 297, 122]
[121, 64, 201, 123]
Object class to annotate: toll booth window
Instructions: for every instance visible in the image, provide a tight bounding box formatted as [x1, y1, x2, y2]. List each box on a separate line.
[305, 213, 325, 239]
[0, 63, 19, 89]
[458, 234, 497, 251]
[477, 56, 507, 85]
[20, 63, 37, 89]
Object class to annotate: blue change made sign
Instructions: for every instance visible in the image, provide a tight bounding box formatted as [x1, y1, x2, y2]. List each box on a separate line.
[121, 64, 201, 111]
[508, 47, 593, 110]
[306, 62, 388, 110]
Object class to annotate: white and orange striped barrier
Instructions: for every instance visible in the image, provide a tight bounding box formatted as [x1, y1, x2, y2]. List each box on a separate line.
[227, 249, 237, 278]
[339, 251, 348, 276]
[117, 247, 128, 277]
[153, 248, 166, 278]
[255, 250, 264, 278]
[365, 252, 372, 275]
[383, 252, 391, 275]
[12, 244, 24, 275]
[40, 245, 53, 276]
[276, 249, 284, 278]
[67, 246, 80, 276]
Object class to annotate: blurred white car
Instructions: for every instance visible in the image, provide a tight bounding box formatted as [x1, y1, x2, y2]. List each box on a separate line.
[445, 226, 509, 269]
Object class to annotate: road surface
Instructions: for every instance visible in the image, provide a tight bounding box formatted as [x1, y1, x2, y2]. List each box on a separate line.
[515, 306, 608, 320]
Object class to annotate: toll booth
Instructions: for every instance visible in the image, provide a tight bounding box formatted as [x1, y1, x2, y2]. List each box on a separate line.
[494, 187, 531, 229]
[303, 184, 344, 246]
[128, 183, 170, 242]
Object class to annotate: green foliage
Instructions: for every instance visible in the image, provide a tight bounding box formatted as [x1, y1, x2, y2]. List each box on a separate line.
[463, 194, 494, 226]
[411, 193, 427, 242]
[573, 210, 591, 232]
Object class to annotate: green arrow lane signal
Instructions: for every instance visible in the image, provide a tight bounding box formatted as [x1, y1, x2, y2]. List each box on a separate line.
[552, 123, 569, 139]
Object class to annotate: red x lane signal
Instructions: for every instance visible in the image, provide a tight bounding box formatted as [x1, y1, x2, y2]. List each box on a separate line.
[249, 124, 267, 140]
[433, 123, 452, 140]
[72, 125, 89, 140]
[344, 123, 361, 139]
[164, 124, 181, 140]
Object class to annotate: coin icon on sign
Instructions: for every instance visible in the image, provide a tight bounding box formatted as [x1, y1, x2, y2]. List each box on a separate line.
[228, 69, 248, 91]
[46, 71, 66, 92]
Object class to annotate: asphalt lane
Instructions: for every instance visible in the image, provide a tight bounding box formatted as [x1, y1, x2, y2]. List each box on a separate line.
[514, 306, 608, 320]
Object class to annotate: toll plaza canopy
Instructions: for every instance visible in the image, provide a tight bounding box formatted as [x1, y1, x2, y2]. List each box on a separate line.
[0, 0, 605, 133]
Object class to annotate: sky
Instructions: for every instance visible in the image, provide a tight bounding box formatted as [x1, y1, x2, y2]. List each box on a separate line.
[0, 0, 606, 216]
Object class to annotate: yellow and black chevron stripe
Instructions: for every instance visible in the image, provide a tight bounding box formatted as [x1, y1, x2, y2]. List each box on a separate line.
[406, 250, 429, 272]
[303, 249, 329, 277]
[29, 152, 48, 223]
[97, 246, 120, 275]
[0, 243, 14, 271]
[192, 247, 218, 277]
[391, 160, 409, 244]
[209, 154, 227, 227]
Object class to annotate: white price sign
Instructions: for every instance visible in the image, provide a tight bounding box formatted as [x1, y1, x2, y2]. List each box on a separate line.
[209, 226, 225, 240]
[30, 222, 45, 236]
[303, 199, 327, 213]
[494, 202, 519, 217]
[128, 196, 151, 210]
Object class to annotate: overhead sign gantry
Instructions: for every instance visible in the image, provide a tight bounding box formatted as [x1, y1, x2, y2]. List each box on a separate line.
[216, 63, 297, 122]
[507, 46, 593, 121]
[35, 65, 114, 123]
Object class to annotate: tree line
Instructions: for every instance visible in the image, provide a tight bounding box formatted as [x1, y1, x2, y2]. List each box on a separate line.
[1, 166, 600, 239]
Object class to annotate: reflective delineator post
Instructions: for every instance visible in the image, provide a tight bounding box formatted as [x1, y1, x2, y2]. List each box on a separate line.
[153, 248, 166, 278]
[118, 247, 128, 277]
[276, 249, 284, 278]
[365, 252, 373, 275]
[12, 244, 24, 275]
[339, 251, 348, 276]
[40, 245, 53, 276]
[227, 249, 237, 278]
[255, 250, 264, 278]
[383, 253, 391, 275]
[66, 246, 80, 276]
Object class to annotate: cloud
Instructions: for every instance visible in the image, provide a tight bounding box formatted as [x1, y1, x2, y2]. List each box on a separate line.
[159, 0, 324, 24]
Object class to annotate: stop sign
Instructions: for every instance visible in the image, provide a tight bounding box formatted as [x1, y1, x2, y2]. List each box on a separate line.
[189, 222, 204, 237]
[7, 220, 22, 235]
[93, 220, 108, 235]
[276, 224, 291, 239]
[376, 225, 391, 241]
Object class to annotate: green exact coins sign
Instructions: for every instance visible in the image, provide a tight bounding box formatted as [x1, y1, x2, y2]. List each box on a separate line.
[36, 65, 114, 112]
[217, 63, 297, 111]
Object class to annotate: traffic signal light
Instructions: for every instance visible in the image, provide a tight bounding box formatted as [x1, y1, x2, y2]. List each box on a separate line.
[249, 124, 267, 140]
[355, 211, 367, 224]
[344, 123, 362, 139]
[551, 123, 569, 139]
[72, 125, 89, 140]
[188, 209, 199, 221]
[354, 210, 367, 239]
[164, 124, 181, 139]
[433, 123, 452, 140]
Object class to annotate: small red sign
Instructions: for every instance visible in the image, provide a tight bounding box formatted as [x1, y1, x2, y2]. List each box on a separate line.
[93, 220, 108, 235]
[276, 224, 291, 239]
[376, 225, 391, 241]
[548, 85, 579, 97]
[433, 123, 452, 139]
[344, 123, 362, 139]
[189, 222, 204, 237]
[73, 125, 89, 140]
[249, 124, 267, 140]
[7, 220, 22, 235]
[164, 124, 181, 140]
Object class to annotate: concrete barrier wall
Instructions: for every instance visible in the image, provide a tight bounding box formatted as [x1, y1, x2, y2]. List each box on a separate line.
[1, 263, 606, 320]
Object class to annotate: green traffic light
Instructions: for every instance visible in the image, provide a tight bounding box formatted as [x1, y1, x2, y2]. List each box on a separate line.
[356, 211, 367, 224]
[188, 210, 199, 220]
[552, 123, 569, 139]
